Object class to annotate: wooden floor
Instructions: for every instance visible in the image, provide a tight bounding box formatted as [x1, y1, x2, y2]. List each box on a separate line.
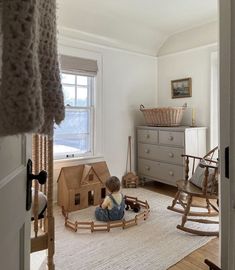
[142, 181, 220, 270]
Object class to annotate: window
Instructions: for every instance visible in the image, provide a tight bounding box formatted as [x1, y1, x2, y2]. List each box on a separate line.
[74, 193, 80, 205]
[54, 72, 95, 159]
[88, 190, 94, 205]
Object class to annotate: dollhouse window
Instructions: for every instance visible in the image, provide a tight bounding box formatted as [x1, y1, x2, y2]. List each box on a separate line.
[89, 174, 94, 181]
[101, 188, 106, 199]
[74, 193, 80, 205]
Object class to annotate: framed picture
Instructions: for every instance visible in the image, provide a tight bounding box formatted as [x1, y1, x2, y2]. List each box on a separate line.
[171, 77, 192, 98]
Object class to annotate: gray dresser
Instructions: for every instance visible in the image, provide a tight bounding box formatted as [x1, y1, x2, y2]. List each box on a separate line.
[137, 126, 207, 186]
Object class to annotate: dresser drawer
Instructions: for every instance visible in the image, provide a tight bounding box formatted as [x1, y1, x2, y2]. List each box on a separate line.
[159, 131, 184, 147]
[137, 129, 158, 144]
[138, 143, 184, 165]
[138, 158, 183, 184]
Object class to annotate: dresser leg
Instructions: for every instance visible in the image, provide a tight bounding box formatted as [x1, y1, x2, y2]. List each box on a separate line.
[140, 177, 146, 186]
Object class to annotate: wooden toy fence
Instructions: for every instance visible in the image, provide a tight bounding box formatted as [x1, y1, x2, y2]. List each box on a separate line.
[31, 134, 55, 270]
[62, 196, 150, 232]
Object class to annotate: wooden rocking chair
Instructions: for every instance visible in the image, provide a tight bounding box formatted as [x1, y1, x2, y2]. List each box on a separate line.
[167, 147, 219, 236]
[204, 259, 221, 270]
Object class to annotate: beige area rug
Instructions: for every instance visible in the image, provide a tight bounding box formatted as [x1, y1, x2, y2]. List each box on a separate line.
[36, 188, 218, 270]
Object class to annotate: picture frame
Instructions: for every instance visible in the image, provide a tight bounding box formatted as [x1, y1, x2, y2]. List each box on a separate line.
[171, 77, 192, 98]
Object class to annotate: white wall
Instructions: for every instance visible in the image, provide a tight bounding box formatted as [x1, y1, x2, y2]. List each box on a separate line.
[54, 32, 157, 201]
[157, 44, 217, 149]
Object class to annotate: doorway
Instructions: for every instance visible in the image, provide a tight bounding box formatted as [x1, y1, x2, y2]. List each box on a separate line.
[210, 52, 219, 149]
[88, 190, 94, 205]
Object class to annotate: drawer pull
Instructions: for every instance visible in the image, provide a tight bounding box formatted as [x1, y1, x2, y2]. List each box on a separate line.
[169, 171, 174, 176]
[145, 149, 150, 154]
[145, 166, 150, 171]
[168, 152, 174, 158]
[168, 135, 174, 141]
[145, 134, 150, 139]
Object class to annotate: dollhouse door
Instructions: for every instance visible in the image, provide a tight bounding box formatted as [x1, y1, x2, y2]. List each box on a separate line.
[0, 135, 31, 270]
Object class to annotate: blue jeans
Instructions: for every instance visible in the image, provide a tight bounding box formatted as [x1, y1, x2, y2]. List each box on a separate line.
[95, 206, 125, 222]
[95, 207, 110, 222]
[95, 194, 125, 221]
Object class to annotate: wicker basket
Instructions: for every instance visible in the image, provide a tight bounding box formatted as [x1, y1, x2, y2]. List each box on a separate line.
[140, 103, 187, 127]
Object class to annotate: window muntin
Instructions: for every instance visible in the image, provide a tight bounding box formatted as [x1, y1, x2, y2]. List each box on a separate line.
[54, 72, 94, 159]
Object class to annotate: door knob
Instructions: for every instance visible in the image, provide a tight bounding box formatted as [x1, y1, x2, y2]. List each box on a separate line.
[28, 170, 47, 185]
[26, 159, 47, 211]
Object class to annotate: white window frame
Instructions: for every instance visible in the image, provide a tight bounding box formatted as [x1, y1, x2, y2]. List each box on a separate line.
[54, 71, 95, 160]
[54, 46, 103, 166]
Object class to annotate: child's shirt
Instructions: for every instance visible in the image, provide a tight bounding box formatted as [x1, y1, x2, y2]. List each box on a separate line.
[101, 192, 123, 210]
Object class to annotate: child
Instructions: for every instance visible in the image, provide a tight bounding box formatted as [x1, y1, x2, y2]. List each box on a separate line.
[95, 176, 125, 222]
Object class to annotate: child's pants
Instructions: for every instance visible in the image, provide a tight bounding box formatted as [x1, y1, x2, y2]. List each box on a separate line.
[95, 207, 109, 221]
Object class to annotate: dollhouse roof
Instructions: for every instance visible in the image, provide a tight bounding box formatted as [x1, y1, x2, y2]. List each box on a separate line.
[57, 161, 110, 190]
[88, 161, 110, 183]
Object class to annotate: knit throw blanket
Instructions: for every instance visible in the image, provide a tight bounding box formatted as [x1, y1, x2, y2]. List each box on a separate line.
[0, 0, 65, 136]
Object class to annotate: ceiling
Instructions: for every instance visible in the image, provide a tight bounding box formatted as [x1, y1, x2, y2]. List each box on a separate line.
[57, 0, 218, 55]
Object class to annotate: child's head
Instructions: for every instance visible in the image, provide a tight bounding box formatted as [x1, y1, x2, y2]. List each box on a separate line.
[105, 176, 120, 193]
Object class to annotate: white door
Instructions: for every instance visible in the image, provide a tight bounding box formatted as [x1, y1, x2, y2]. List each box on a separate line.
[0, 135, 31, 270]
[220, 0, 235, 269]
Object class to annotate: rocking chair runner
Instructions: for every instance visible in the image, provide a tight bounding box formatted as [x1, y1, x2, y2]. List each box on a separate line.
[167, 146, 219, 236]
[204, 259, 221, 270]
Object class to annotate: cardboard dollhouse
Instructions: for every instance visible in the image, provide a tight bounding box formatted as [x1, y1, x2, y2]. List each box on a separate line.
[57, 161, 110, 212]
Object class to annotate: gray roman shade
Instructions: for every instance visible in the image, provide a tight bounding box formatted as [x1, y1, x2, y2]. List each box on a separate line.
[60, 55, 98, 75]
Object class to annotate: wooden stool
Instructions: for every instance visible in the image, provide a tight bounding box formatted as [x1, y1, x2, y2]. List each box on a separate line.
[122, 136, 138, 188]
[123, 172, 138, 188]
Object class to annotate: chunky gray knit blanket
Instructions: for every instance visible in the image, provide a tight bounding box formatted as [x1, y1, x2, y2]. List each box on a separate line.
[0, 0, 64, 136]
